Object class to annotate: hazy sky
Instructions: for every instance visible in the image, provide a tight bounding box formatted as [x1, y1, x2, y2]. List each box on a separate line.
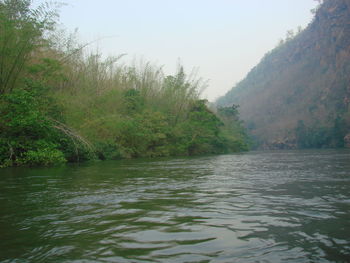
[38, 0, 318, 101]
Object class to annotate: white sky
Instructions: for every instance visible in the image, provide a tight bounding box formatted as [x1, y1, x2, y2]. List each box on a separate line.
[36, 0, 318, 101]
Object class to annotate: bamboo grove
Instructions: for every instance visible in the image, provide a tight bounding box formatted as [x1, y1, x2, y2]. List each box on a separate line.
[0, 0, 249, 167]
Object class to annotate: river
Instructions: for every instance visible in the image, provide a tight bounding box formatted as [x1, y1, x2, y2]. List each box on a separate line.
[0, 149, 349, 262]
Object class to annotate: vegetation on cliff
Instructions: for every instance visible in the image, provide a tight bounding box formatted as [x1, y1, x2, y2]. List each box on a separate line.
[217, 0, 350, 149]
[0, 0, 249, 167]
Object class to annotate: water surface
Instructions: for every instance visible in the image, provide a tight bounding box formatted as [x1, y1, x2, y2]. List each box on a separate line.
[1, 150, 349, 262]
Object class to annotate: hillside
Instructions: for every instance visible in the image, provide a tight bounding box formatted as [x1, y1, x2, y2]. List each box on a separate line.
[216, 0, 350, 149]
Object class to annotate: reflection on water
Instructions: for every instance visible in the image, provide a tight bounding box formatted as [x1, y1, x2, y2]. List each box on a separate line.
[0, 149, 349, 262]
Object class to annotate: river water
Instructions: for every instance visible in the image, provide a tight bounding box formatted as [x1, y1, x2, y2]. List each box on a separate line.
[0, 150, 349, 262]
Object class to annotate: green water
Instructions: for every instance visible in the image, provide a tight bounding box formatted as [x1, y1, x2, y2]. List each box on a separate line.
[0, 150, 349, 262]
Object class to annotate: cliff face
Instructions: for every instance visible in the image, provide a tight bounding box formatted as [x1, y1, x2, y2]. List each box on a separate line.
[217, 0, 350, 149]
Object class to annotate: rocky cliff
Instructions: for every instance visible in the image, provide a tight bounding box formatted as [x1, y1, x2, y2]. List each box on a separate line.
[217, 0, 350, 149]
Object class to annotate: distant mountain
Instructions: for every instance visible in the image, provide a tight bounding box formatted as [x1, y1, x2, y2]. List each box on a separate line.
[216, 0, 350, 149]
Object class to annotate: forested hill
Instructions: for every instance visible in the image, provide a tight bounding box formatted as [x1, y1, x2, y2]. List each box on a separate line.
[216, 0, 350, 149]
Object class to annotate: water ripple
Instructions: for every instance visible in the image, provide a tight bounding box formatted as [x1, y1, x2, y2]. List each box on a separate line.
[0, 149, 350, 262]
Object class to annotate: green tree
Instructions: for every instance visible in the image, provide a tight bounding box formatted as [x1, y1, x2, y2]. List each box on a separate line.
[0, 82, 66, 166]
[0, 0, 58, 94]
[217, 105, 250, 151]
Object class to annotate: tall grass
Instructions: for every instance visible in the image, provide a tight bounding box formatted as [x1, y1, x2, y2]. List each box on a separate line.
[0, 0, 249, 167]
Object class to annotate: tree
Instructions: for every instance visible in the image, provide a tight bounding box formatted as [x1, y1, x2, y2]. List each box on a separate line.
[0, 0, 58, 94]
[217, 104, 240, 120]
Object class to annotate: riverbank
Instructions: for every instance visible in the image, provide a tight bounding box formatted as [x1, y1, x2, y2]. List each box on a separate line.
[0, 1, 249, 168]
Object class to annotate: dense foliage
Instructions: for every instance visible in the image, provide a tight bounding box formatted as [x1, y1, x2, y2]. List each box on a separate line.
[295, 117, 349, 149]
[0, 0, 249, 167]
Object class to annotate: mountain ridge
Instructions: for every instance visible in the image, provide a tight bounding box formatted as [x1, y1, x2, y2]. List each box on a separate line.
[217, 0, 350, 149]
